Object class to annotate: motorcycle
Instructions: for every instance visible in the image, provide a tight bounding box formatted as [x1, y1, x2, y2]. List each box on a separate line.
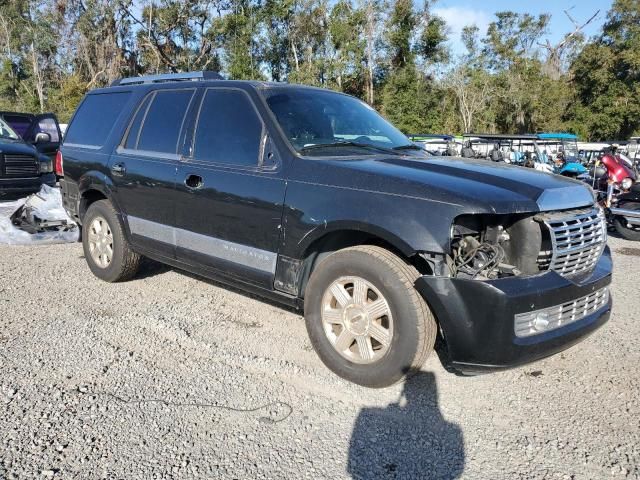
[594, 153, 640, 241]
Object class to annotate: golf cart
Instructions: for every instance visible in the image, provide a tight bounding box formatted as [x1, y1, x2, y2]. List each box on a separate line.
[407, 134, 459, 156]
[460, 134, 541, 165]
[536, 133, 588, 178]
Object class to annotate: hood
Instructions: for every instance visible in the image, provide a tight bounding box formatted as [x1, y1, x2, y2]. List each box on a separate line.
[327, 155, 595, 214]
[0, 138, 38, 157]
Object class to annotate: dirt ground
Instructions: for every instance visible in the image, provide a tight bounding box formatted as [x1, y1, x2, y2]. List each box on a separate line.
[0, 236, 638, 479]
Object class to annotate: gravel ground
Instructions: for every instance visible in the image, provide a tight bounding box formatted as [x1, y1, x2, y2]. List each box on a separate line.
[0, 235, 638, 479]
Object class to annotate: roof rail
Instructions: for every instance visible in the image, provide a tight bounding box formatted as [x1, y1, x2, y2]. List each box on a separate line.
[111, 71, 223, 87]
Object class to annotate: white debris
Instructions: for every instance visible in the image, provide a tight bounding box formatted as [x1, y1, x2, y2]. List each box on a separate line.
[0, 185, 79, 245]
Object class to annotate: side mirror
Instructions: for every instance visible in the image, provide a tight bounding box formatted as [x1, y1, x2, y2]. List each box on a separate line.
[35, 132, 51, 144]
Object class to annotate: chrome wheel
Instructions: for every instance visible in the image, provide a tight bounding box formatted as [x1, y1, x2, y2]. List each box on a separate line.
[321, 276, 393, 364]
[87, 216, 113, 269]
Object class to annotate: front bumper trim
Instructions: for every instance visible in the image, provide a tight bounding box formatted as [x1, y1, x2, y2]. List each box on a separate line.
[415, 246, 612, 374]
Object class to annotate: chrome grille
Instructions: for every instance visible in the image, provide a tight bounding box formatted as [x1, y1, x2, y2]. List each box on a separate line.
[1, 153, 38, 177]
[540, 207, 606, 277]
[514, 287, 609, 338]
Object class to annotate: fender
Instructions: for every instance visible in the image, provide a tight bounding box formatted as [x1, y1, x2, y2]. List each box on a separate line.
[294, 219, 417, 258]
[559, 162, 587, 175]
[617, 190, 640, 203]
[76, 170, 123, 220]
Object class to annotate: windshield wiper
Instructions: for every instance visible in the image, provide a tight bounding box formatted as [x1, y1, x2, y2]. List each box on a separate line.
[393, 143, 423, 151]
[300, 141, 400, 155]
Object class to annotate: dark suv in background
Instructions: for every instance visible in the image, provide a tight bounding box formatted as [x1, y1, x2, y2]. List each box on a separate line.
[59, 72, 612, 388]
[0, 113, 60, 198]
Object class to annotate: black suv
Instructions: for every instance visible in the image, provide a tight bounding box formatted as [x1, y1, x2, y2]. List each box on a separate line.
[0, 113, 59, 198]
[60, 72, 612, 387]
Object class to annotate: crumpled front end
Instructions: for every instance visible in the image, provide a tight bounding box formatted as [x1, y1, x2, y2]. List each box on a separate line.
[415, 247, 612, 373]
[415, 203, 613, 374]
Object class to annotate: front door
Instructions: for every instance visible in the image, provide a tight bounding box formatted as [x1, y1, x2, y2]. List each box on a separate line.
[109, 88, 196, 259]
[174, 87, 287, 288]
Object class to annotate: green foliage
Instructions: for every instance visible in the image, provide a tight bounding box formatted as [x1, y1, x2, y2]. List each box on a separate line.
[0, 0, 635, 140]
[571, 0, 640, 140]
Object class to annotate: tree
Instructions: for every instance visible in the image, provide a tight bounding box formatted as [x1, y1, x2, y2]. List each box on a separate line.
[571, 0, 640, 140]
[327, 0, 365, 95]
[446, 26, 492, 133]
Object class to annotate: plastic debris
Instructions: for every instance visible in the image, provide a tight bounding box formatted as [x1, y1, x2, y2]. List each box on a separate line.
[0, 185, 79, 245]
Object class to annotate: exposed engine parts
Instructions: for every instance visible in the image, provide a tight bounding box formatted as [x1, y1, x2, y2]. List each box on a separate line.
[452, 236, 508, 279]
[449, 213, 546, 279]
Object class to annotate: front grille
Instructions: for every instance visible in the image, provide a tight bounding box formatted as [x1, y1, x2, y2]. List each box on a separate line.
[514, 287, 609, 338]
[1, 153, 38, 178]
[538, 207, 607, 277]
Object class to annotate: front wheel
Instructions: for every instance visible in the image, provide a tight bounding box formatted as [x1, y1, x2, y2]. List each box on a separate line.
[613, 202, 640, 241]
[304, 245, 437, 388]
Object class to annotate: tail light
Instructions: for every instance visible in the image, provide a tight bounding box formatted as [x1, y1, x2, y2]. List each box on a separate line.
[55, 150, 64, 176]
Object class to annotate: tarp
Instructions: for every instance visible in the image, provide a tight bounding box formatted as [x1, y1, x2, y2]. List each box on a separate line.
[0, 185, 79, 245]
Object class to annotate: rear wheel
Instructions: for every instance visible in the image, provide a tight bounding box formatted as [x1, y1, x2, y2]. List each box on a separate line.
[304, 245, 437, 388]
[613, 202, 640, 241]
[82, 200, 142, 282]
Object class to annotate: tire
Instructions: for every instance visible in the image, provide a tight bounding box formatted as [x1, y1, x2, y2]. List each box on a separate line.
[613, 203, 640, 241]
[82, 200, 142, 282]
[304, 245, 437, 388]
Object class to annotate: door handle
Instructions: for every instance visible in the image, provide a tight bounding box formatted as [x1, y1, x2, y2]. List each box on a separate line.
[184, 174, 204, 190]
[111, 163, 126, 176]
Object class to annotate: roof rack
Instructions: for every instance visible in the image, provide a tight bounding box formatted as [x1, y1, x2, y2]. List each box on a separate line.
[111, 71, 223, 87]
[463, 133, 538, 140]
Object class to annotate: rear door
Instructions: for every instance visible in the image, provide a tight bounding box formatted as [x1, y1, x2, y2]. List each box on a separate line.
[173, 87, 287, 288]
[23, 114, 62, 159]
[109, 88, 196, 259]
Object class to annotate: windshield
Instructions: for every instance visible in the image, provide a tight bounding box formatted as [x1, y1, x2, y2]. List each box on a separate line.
[0, 118, 20, 140]
[263, 88, 412, 156]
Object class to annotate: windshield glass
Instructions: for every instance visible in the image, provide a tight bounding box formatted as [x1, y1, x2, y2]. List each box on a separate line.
[0, 118, 20, 140]
[562, 140, 579, 161]
[263, 88, 412, 156]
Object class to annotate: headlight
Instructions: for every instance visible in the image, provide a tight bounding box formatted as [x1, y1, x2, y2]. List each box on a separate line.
[39, 160, 53, 173]
[621, 177, 633, 190]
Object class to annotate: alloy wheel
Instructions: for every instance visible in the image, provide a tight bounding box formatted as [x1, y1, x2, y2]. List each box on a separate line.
[321, 276, 393, 364]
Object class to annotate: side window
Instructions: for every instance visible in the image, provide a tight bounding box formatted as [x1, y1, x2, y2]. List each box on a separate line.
[36, 118, 60, 143]
[193, 89, 263, 167]
[123, 94, 152, 149]
[136, 89, 194, 154]
[64, 92, 131, 147]
[2, 115, 31, 138]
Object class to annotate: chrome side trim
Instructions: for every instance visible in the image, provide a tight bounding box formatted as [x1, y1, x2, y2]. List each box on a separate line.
[127, 215, 277, 274]
[128, 216, 176, 245]
[115, 147, 181, 161]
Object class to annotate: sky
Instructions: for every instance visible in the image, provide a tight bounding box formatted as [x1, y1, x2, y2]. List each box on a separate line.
[432, 0, 613, 55]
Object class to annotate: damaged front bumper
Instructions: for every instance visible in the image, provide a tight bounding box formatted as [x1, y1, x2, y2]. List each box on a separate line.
[415, 246, 612, 375]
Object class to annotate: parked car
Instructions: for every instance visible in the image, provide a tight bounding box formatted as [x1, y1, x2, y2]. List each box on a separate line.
[0, 116, 56, 199]
[0, 111, 63, 160]
[59, 72, 612, 388]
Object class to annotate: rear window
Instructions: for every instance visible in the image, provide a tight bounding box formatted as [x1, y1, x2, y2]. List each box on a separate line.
[36, 117, 60, 143]
[64, 92, 131, 147]
[135, 89, 194, 154]
[2, 115, 32, 138]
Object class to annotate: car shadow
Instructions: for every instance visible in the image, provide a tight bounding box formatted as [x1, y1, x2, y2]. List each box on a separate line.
[347, 371, 464, 479]
[135, 258, 300, 314]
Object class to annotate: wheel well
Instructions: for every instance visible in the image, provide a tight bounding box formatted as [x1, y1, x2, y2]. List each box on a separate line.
[79, 189, 107, 222]
[297, 230, 432, 298]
